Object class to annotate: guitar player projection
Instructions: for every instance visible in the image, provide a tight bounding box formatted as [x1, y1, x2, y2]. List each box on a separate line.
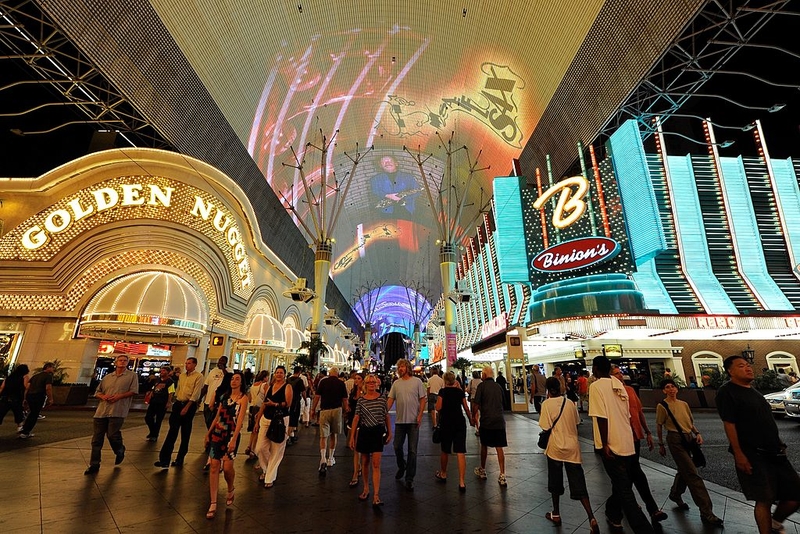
[370, 155, 421, 219]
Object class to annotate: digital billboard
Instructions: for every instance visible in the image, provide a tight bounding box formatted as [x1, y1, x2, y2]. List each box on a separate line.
[149, 0, 607, 326]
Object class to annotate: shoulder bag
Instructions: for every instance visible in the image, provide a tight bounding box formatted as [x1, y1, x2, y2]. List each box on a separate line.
[266, 384, 288, 444]
[660, 401, 706, 468]
[266, 410, 286, 443]
[538, 397, 567, 450]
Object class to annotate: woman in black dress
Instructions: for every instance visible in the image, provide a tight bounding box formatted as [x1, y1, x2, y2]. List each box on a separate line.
[348, 374, 391, 506]
[435, 371, 474, 491]
[203, 370, 248, 519]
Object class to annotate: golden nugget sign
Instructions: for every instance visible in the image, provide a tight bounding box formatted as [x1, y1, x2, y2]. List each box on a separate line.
[19, 181, 252, 290]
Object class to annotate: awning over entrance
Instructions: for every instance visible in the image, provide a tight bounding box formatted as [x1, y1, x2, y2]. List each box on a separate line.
[79, 271, 207, 343]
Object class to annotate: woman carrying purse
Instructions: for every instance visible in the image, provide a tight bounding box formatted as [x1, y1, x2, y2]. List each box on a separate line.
[540, 377, 600, 533]
[656, 378, 723, 528]
[254, 366, 292, 488]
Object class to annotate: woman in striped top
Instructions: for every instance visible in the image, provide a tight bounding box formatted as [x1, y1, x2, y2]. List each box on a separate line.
[348, 374, 392, 507]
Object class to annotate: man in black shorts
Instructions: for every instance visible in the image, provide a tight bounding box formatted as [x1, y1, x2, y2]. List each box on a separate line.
[717, 355, 800, 534]
[286, 367, 306, 445]
[471, 366, 508, 487]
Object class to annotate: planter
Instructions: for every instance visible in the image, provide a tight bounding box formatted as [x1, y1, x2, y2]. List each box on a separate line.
[51, 384, 91, 406]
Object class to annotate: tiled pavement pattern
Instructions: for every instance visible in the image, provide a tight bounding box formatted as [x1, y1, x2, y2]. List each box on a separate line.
[2, 411, 798, 533]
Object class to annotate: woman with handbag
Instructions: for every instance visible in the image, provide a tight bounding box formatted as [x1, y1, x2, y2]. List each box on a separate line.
[348, 374, 391, 507]
[540, 377, 600, 533]
[656, 378, 724, 527]
[254, 365, 293, 488]
[434, 371, 474, 491]
[346, 372, 364, 488]
[203, 370, 248, 519]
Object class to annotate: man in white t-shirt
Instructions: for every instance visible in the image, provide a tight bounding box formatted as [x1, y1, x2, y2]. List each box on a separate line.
[427, 368, 444, 427]
[387, 359, 427, 491]
[589, 356, 653, 533]
[201, 356, 228, 429]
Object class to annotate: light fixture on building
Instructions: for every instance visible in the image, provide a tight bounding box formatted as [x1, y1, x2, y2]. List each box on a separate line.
[742, 344, 755, 364]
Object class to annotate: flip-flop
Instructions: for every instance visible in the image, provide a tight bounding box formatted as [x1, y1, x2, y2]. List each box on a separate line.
[434, 471, 447, 482]
[372, 498, 384, 507]
[358, 491, 369, 501]
[546, 512, 562, 526]
[349, 478, 359, 487]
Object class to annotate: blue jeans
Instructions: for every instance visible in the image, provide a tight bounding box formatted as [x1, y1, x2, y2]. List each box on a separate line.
[394, 423, 419, 482]
[601, 452, 654, 533]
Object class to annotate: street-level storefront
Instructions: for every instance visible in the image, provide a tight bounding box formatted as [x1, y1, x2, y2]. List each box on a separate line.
[0, 149, 343, 384]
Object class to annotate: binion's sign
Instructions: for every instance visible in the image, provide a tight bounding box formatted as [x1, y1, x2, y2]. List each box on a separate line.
[493, 153, 634, 286]
[532, 236, 620, 272]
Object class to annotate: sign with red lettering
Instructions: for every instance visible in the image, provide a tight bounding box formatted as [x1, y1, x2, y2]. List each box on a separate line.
[531, 237, 620, 273]
[481, 312, 508, 339]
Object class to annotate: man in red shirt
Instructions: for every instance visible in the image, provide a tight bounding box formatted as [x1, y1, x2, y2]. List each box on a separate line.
[576, 371, 589, 412]
[611, 365, 667, 523]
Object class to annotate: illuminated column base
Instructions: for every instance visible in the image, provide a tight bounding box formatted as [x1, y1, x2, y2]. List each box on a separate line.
[440, 244, 457, 364]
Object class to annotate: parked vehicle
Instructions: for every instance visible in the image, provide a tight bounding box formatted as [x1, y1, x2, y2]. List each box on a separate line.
[775, 382, 800, 419]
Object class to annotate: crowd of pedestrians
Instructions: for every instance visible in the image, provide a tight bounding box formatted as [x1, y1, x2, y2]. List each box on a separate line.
[5, 349, 797, 533]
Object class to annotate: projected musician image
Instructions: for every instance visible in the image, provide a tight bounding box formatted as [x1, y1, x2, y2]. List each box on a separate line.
[370, 155, 421, 218]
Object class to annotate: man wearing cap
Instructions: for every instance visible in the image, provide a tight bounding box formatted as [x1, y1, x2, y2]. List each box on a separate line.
[84, 354, 138, 474]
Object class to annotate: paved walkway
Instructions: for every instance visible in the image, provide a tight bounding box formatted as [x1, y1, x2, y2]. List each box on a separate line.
[1, 411, 797, 533]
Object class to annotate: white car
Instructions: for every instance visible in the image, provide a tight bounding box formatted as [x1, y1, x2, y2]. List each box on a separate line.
[765, 381, 800, 418]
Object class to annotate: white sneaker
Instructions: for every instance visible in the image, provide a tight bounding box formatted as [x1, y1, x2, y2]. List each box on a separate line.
[326, 456, 336, 467]
[19, 432, 34, 439]
[37, 415, 46, 420]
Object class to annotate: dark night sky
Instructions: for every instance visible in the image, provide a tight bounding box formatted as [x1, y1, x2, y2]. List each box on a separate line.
[2, 8, 800, 178]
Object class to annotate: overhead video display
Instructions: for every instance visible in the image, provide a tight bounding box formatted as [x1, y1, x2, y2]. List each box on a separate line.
[150, 0, 605, 325]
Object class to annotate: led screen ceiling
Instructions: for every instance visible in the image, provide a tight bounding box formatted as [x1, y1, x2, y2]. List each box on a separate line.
[150, 0, 606, 324]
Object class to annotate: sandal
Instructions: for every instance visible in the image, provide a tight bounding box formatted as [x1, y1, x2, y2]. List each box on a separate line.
[358, 490, 369, 501]
[372, 497, 384, 507]
[226, 488, 235, 506]
[206, 502, 217, 519]
[546, 512, 562, 526]
[435, 471, 447, 482]
[349, 478, 359, 487]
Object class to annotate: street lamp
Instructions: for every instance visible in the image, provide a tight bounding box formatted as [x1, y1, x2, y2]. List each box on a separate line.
[204, 317, 220, 373]
[742, 344, 755, 365]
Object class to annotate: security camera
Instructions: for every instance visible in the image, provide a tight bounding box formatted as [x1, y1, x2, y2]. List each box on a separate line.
[324, 310, 343, 326]
[283, 278, 316, 303]
[447, 290, 472, 304]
